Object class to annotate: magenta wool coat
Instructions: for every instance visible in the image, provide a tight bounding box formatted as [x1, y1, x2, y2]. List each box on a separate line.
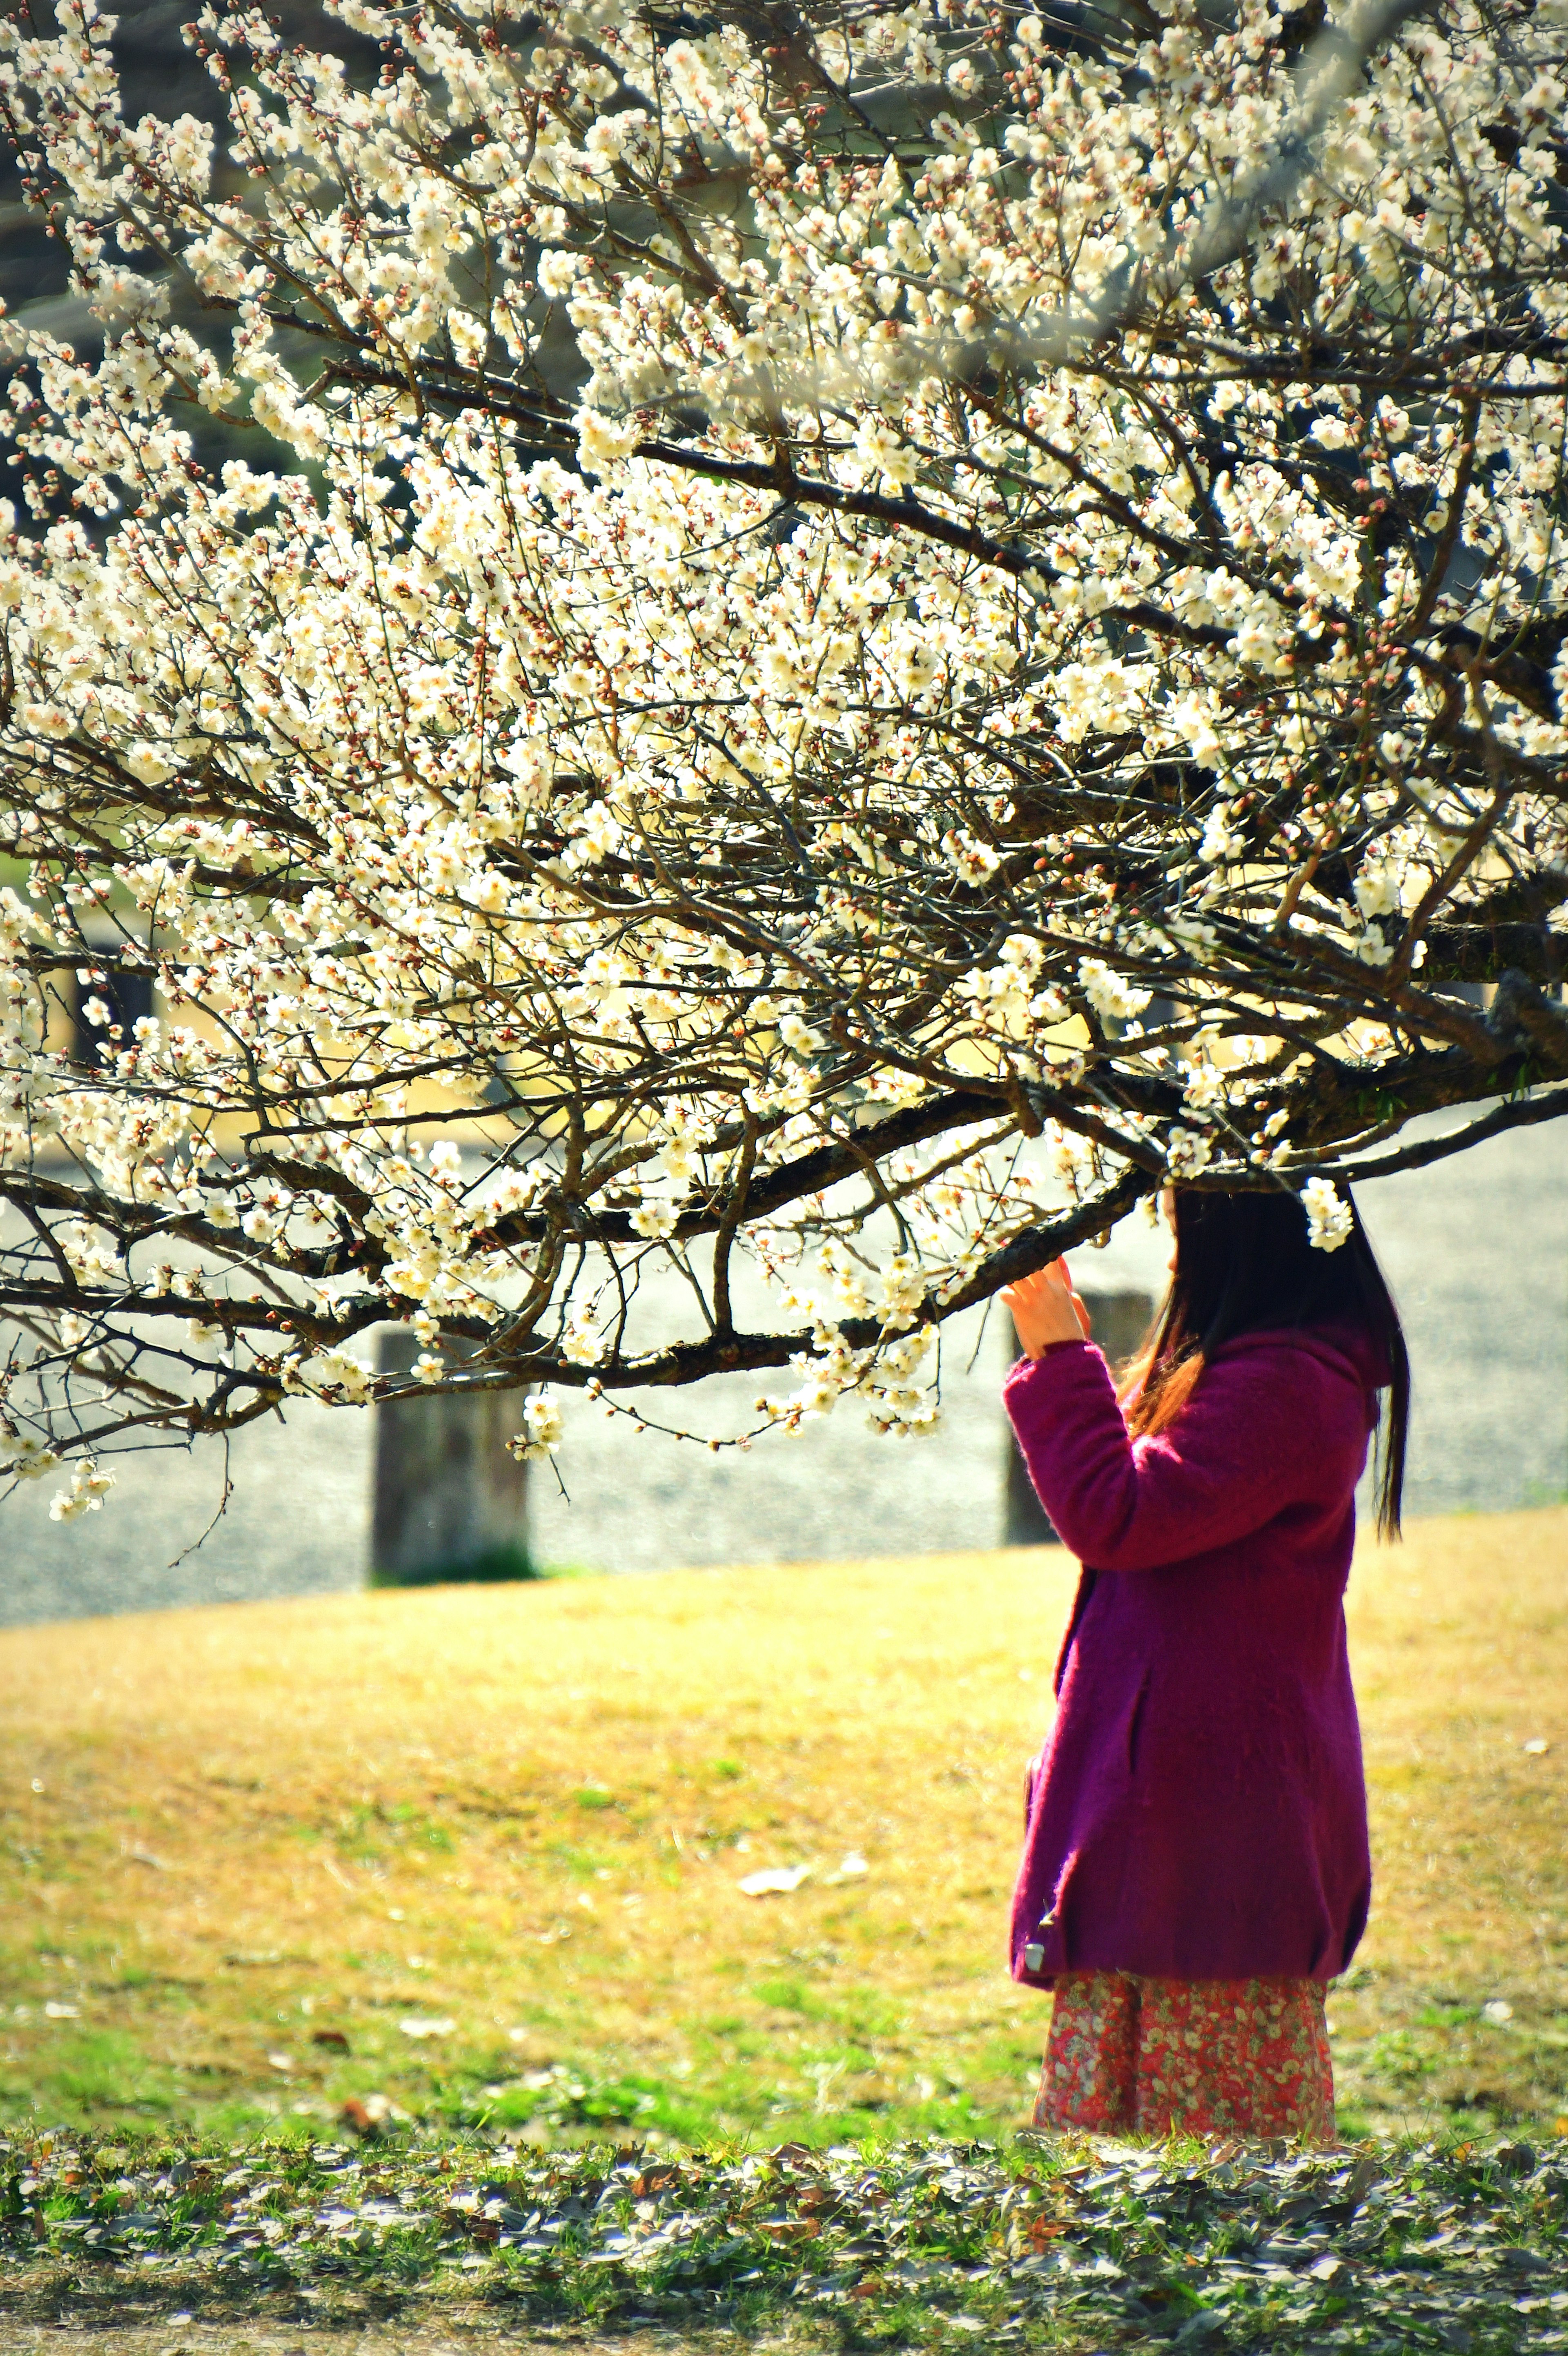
[1004, 1325, 1380, 1988]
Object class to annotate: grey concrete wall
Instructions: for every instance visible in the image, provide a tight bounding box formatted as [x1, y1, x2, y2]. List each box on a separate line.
[2, 1114, 1562, 1625]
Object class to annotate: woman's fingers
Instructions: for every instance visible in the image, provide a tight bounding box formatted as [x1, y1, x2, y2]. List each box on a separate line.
[1002, 1261, 1078, 1309]
[1002, 1259, 1092, 1359]
[1001, 1267, 1048, 1309]
[1007, 1258, 1069, 1294]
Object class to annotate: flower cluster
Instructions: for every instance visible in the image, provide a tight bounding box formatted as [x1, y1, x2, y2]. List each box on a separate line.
[0, 0, 1564, 1478]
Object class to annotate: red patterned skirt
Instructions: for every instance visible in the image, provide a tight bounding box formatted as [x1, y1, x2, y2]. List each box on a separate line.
[1032, 1970, 1336, 2143]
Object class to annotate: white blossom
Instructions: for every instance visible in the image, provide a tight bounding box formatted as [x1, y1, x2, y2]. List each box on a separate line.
[1079, 961, 1153, 1024]
[1, 1435, 61, 1481]
[1199, 806, 1247, 865]
[1302, 1176, 1354, 1253]
[509, 1390, 564, 1460]
[300, 1350, 374, 1403]
[49, 1458, 115, 1522]
[1353, 863, 1401, 919]
[941, 830, 1000, 884]
[1165, 1126, 1215, 1178]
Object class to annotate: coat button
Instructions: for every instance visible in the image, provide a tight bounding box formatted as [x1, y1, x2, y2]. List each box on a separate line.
[1024, 1943, 1045, 1972]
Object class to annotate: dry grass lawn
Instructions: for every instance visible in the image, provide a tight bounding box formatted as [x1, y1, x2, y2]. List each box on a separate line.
[1, 1508, 1564, 2146]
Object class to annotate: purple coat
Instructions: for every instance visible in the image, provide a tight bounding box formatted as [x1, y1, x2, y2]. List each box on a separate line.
[1004, 1325, 1379, 1987]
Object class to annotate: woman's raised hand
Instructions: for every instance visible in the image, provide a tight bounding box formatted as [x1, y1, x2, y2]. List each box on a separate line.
[1000, 1260, 1093, 1361]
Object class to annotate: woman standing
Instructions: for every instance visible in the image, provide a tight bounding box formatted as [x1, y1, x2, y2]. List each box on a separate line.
[1001, 1186, 1409, 2144]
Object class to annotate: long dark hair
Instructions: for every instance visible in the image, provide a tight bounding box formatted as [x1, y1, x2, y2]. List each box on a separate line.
[1123, 1186, 1410, 1539]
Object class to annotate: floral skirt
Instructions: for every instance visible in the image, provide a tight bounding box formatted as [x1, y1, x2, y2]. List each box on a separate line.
[1032, 1970, 1336, 2143]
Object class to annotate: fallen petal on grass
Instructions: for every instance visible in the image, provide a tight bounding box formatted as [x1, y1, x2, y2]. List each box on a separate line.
[737, 1865, 811, 1896]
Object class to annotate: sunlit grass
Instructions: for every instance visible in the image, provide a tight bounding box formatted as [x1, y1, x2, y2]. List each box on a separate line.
[1, 1508, 1564, 2145]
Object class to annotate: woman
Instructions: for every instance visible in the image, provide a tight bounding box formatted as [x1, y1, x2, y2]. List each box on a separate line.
[1000, 1185, 1409, 2144]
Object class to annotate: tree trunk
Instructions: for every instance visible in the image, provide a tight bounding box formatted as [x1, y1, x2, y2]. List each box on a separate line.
[370, 1331, 532, 1586]
[1003, 1286, 1156, 1546]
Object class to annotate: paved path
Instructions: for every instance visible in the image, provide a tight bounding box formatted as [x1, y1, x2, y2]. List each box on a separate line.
[2, 1116, 1563, 1625]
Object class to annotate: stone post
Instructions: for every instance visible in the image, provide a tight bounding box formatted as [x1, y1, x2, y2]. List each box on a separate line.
[370, 1330, 532, 1585]
[1003, 1285, 1157, 1545]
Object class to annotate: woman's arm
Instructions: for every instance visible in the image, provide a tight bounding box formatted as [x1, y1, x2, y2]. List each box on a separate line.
[1004, 1338, 1366, 1571]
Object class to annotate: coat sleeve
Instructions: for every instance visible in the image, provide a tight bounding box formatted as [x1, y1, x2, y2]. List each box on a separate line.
[1003, 1338, 1363, 1573]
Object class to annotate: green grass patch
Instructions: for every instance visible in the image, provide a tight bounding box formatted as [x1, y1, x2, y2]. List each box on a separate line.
[0, 2125, 1564, 2352]
[2, 1512, 1565, 2156]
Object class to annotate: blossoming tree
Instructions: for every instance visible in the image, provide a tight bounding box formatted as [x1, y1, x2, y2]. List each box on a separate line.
[0, 0, 1564, 1510]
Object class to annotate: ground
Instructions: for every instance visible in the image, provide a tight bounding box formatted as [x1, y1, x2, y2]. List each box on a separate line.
[0, 1508, 1564, 2146]
[1, 2121, 1565, 2352]
[0, 2319, 716, 2355]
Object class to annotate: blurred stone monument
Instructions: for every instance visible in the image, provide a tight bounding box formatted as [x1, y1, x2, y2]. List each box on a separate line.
[370, 1331, 532, 1585]
[1003, 1285, 1156, 1545]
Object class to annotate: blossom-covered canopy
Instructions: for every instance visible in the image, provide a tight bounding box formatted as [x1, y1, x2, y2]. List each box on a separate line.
[0, 0, 1564, 1505]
